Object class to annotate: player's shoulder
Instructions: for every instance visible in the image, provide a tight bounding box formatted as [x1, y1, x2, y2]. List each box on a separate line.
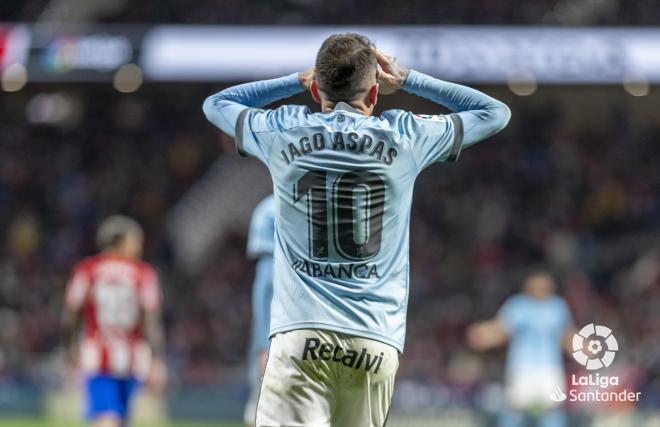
[135, 259, 157, 275]
[71, 256, 95, 275]
[132, 260, 159, 286]
[504, 293, 528, 308]
[260, 104, 312, 132]
[378, 109, 408, 129]
[378, 109, 449, 135]
[100, 254, 156, 275]
[75, 253, 111, 270]
[547, 295, 568, 309]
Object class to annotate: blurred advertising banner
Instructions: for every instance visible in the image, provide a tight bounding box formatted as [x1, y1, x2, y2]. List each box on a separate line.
[3, 24, 660, 83]
[25, 24, 144, 82]
[0, 25, 31, 69]
[140, 26, 660, 83]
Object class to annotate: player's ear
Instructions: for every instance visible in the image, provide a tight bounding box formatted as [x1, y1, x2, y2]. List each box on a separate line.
[310, 80, 322, 104]
[368, 83, 378, 107]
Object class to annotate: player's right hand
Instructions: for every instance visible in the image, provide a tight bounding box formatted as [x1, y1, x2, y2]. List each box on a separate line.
[298, 67, 315, 91]
[466, 323, 492, 351]
[374, 49, 409, 95]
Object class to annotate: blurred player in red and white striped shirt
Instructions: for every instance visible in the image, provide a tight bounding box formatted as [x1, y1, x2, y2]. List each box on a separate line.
[62, 215, 166, 427]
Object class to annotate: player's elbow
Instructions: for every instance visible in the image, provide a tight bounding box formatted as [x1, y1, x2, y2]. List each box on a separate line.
[490, 100, 511, 132]
[202, 95, 217, 120]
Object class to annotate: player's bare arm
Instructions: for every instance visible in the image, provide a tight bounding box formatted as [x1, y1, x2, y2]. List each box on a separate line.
[466, 319, 510, 351]
[61, 306, 82, 366]
[144, 308, 167, 393]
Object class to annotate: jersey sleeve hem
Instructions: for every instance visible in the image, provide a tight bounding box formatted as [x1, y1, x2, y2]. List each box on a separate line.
[447, 113, 464, 162]
[235, 108, 253, 157]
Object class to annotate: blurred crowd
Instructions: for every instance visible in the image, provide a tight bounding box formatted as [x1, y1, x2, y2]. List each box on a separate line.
[0, 85, 658, 412]
[3, 0, 660, 26]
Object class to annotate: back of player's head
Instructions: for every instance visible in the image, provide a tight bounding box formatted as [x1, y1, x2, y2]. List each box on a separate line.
[96, 215, 143, 251]
[315, 33, 377, 102]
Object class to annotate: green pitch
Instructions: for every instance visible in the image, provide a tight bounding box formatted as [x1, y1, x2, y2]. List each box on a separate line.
[0, 419, 243, 427]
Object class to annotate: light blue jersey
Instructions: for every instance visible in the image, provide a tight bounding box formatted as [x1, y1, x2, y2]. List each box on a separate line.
[246, 195, 275, 385]
[204, 70, 510, 351]
[498, 294, 571, 372]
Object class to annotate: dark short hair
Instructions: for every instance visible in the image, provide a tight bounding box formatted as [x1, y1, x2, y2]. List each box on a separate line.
[315, 33, 377, 103]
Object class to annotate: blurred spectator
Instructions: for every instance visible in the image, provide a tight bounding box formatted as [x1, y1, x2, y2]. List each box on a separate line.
[3, 0, 660, 26]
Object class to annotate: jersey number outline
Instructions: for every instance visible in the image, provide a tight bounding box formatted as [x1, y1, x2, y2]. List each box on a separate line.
[293, 170, 385, 261]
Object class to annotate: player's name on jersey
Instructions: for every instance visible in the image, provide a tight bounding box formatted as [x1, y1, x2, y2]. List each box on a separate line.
[302, 337, 385, 374]
[280, 132, 398, 166]
[291, 258, 380, 280]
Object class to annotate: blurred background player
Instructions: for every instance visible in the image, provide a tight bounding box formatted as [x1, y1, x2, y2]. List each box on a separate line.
[467, 270, 576, 427]
[243, 195, 275, 427]
[62, 216, 166, 427]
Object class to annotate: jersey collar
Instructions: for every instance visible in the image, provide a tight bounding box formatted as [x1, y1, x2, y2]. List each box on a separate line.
[333, 102, 363, 115]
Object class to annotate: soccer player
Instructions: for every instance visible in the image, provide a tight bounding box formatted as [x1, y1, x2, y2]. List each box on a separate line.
[62, 216, 166, 427]
[244, 195, 276, 426]
[203, 33, 510, 426]
[467, 270, 576, 427]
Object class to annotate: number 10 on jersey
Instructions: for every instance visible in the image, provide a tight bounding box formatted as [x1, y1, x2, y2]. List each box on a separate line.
[293, 170, 385, 262]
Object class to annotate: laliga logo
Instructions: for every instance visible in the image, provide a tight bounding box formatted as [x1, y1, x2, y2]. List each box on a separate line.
[572, 323, 618, 370]
[550, 324, 640, 403]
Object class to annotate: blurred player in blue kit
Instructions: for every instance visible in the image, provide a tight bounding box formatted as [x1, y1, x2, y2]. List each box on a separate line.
[243, 195, 275, 427]
[467, 270, 576, 427]
[204, 33, 510, 426]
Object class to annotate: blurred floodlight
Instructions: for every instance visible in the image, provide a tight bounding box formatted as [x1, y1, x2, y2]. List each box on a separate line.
[623, 73, 650, 97]
[507, 70, 537, 96]
[113, 63, 143, 93]
[1, 63, 28, 92]
[26, 93, 75, 125]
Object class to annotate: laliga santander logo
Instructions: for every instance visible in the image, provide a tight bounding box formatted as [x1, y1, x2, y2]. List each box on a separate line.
[550, 323, 640, 403]
[572, 323, 618, 370]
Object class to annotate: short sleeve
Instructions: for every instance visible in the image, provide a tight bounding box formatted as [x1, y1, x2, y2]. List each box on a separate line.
[396, 111, 464, 170]
[65, 265, 90, 310]
[140, 266, 162, 312]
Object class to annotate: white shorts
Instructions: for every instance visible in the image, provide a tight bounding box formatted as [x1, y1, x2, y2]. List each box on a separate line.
[506, 367, 565, 410]
[256, 329, 399, 427]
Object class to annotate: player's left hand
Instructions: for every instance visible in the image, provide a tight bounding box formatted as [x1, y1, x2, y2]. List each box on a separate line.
[298, 67, 315, 91]
[374, 49, 409, 95]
